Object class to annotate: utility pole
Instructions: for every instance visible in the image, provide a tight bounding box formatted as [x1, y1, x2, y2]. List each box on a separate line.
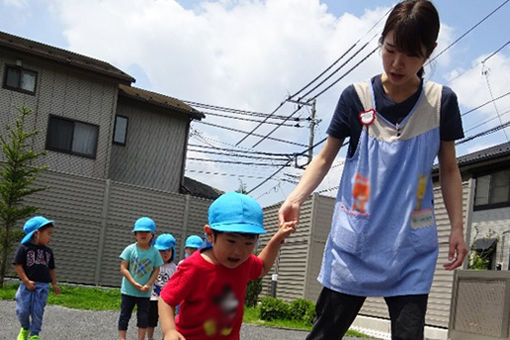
[287, 98, 319, 167]
[308, 100, 317, 164]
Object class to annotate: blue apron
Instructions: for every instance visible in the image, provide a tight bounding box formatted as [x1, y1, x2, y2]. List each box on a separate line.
[317, 80, 442, 296]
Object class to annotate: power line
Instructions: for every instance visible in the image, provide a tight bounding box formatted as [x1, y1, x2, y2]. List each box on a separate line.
[289, 8, 391, 100]
[184, 100, 305, 121]
[188, 148, 291, 161]
[201, 110, 303, 127]
[247, 160, 292, 194]
[185, 169, 268, 180]
[196, 120, 308, 147]
[188, 143, 295, 157]
[464, 107, 510, 133]
[461, 90, 510, 117]
[237, 8, 390, 146]
[427, 0, 510, 65]
[251, 46, 379, 148]
[187, 157, 291, 167]
[456, 119, 510, 145]
[447, 39, 510, 83]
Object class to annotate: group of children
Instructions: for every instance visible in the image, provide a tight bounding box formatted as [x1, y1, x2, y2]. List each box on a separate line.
[12, 192, 295, 340]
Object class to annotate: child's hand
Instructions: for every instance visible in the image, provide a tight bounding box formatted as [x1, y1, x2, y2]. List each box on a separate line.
[52, 284, 61, 295]
[140, 284, 151, 293]
[277, 221, 297, 241]
[25, 280, 36, 291]
[164, 329, 186, 340]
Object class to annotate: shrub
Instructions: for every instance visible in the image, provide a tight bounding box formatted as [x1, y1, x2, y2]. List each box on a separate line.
[289, 298, 315, 321]
[259, 297, 289, 321]
[303, 301, 316, 325]
[245, 277, 262, 307]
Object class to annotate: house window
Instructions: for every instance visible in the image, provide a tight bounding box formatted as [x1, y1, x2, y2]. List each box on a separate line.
[474, 169, 510, 210]
[113, 115, 128, 145]
[46, 115, 99, 158]
[3, 65, 37, 94]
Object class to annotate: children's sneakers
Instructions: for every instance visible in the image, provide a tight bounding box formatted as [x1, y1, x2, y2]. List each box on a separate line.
[16, 328, 29, 340]
[29, 336, 40, 340]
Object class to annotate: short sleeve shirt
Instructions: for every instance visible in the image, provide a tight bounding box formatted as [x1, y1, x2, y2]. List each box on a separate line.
[327, 75, 464, 157]
[120, 243, 163, 298]
[150, 261, 177, 301]
[160, 251, 263, 340]
[13, 243, 55, 283]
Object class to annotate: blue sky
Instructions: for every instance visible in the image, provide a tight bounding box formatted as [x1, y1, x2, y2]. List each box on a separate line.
[1, 0, 509, 206]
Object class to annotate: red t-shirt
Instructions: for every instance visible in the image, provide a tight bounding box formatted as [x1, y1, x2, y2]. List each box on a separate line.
[160, 250, 263, 340]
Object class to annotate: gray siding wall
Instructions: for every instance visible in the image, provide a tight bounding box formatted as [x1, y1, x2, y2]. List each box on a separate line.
[0, 50, 118, 178]
[471, 206, 510, 270]
[109, 99, 188, 192]
[305, 194, 336, 301]
[259, 198, 313, 302]
[6, 168, 212, 287]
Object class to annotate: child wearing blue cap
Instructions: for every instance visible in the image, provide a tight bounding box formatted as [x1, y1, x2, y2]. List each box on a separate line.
[118, 217, 164, 340]
[159, 192, 296, 340]
[147, 233, 178, 340]
[12, 216, 61, 340]
[178, 235, 204, 265]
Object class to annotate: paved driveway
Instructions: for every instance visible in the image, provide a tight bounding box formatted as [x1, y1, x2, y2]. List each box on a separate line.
[0, 300, 371, 339]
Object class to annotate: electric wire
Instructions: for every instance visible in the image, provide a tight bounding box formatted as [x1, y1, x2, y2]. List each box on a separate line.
[236, 8, 391, 146]
[289, 7, 391, 100]
[201, 110, 303, 127]
[461, 90, 510, 117]
[188, 143, 295, 157]
[464, 108, 510, 133]
[427, 0, 510, 65]
[196, 120, 308, 147]
[187, 157, 291, 167]
[251, 46, 380, 148]
[456, 119, 510, 145]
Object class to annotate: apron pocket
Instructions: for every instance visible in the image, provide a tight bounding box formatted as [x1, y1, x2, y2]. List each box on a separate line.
[410, 225, 438, 254]
[331, 226, 363, 255]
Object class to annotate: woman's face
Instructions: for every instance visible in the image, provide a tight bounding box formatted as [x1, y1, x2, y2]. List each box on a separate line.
[381, 31, 427, 87]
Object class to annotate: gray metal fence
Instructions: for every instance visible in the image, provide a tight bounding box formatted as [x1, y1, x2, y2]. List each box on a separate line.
[6, 168, 212, 287]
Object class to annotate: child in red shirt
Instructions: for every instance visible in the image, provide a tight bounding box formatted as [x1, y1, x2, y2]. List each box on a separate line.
[159, 192, 296, 340]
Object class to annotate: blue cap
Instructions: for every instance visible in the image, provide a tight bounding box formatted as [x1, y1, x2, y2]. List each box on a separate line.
[185, 235, 203, 249]
[132, 217, 156, 233]
[208, 192, 265, 234]
[154, 233, 176, 250]
[21, 216, 54, 244]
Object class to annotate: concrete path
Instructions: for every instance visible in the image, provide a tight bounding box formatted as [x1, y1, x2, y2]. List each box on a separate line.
[0, 300, 372, 339]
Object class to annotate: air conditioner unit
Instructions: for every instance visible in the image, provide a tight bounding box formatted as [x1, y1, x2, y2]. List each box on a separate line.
[448, 270, 510, 340]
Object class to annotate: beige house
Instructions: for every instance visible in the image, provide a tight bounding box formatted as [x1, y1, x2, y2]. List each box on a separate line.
[1, 30, 218, 286]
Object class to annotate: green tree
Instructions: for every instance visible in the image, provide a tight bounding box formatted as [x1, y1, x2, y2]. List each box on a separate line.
[236, 179, 248, 194]
[0, 105, 48, 287]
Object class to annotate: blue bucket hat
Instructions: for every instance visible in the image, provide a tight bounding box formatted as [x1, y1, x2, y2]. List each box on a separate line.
[132, 217, 156, 233]
[155, 233, 176, 250]
[21, 216, 54, 244]
[185, 235, 203, 249]
[208, 192, 265, 234]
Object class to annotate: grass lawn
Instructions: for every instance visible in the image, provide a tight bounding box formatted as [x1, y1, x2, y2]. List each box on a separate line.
[1, 283, 370, 337]
[244, 306, 369, 338]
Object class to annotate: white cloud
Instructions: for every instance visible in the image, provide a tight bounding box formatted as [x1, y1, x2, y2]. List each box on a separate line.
[2, 0, 28, 8]
[47, 0, 474, 205]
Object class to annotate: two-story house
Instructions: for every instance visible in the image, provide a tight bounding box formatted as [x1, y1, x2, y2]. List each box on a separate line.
[0, 30, 217, 286]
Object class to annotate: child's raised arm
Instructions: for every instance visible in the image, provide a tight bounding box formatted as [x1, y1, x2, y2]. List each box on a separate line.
[158, 297, 185, 340]
[257, 221, 296, 276]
